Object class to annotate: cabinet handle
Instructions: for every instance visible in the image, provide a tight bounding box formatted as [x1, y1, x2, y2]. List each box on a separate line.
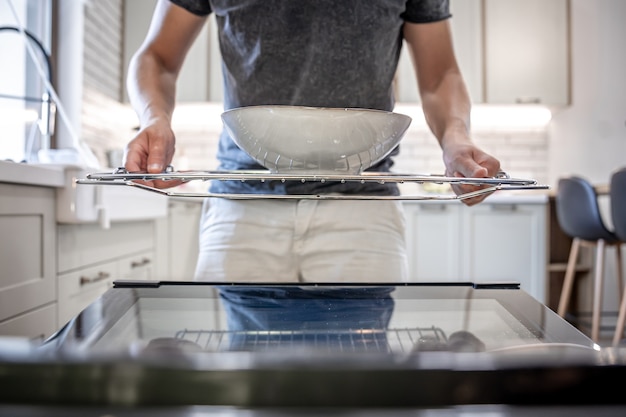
[420, 204, 447, 212]
[491, 204, 517, 212]
[80, 271, 110, 286]
[131, 258, 151, 268]
[515, 97, 541, 104]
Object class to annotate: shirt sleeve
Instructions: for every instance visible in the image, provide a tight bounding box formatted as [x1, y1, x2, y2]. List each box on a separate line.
[402, 0, 451, 23]
[169, 0, 212, 16]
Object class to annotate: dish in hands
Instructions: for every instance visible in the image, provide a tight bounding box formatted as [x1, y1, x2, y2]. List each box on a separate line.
[221, 105, 412, 174]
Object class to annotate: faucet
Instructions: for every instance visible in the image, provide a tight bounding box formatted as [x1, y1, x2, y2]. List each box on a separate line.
[0, 25, 55, 146]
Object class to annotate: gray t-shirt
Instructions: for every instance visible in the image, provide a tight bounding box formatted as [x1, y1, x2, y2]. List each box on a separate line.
[169, 0, 451, 195]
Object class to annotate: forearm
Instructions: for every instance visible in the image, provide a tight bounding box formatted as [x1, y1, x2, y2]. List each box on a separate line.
[126, 50, 177, 127]
[420, 68, 472, 150]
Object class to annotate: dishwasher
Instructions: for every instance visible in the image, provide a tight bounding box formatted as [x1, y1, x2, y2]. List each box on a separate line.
[2, 167, 626, 416]
[2, 280, 626, 416]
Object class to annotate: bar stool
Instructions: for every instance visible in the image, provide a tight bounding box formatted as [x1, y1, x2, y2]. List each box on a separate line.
[555, 176, 623, 342]
[611, 168, 626, 346]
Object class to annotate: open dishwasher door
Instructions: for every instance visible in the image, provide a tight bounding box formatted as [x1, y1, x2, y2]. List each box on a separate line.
[2, 281, 626, 416]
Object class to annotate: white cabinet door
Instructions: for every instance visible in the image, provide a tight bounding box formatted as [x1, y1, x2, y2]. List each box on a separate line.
[461, 203, 548, 301]
[123, 0, 215, 102]
[0, 184, 56, 327]
[404, 201, 547, 302]
[154, 199, 201, 282]
[403, 202, 462, 281]
[395, 0, 483, 104]
[396, 0, 569, 106]
[207, 14, 224, 102]
[449, 0, 483, 103]
[166, 200, 202, 281]
[484, 0, 570, 105]
[395, 41, 420, 103]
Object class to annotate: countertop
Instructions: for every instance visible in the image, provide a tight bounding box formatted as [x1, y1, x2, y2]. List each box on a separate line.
[1, 161, 169, 224]
[0, 160, 65, 187]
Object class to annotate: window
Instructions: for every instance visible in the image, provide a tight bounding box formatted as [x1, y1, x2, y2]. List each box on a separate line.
[0, 0, 53, 163]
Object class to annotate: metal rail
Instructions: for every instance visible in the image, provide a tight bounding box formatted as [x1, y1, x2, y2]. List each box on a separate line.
[76, 167, 549, 201]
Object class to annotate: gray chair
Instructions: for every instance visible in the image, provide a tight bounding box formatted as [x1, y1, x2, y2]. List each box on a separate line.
[555, 176, 623, 343]
[611, 168, 626, 346]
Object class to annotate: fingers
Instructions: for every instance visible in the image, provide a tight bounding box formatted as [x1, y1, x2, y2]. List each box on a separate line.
[123, 139, 147, 173]
[123, 121, 183, 189]
[146, 141, 171, 174]
[448, 149, 500, 179]
[443, 145, 502, 206]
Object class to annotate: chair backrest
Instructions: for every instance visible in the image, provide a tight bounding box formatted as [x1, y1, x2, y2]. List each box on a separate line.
[610, 167, 626, 241]
[556, 176, 617, 242]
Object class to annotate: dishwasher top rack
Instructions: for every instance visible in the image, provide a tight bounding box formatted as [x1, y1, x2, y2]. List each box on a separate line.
[173, 326, 449, 354]
[76, 167, 550, 201]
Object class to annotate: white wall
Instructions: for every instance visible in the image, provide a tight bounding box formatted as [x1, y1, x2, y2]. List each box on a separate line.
[548, 0, 626, 186]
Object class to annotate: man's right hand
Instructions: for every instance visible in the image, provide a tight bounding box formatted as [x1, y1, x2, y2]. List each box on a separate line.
[123, 117, 184, 189]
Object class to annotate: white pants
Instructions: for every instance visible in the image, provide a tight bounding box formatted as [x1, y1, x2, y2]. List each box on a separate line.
[194, 198, 408, 283]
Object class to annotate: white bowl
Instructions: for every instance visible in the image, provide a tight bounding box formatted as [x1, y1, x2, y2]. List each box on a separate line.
[221, 106, 412, 174]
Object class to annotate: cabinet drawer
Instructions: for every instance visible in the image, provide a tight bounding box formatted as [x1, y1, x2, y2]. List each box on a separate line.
[0, 303, 57, 342]
[57, 261, 116, 326]
[58, 221, 155, 273]
[118, 250, 154, 281]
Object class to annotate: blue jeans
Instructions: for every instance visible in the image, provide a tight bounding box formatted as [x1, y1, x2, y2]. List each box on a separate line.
[217, 286, 396, 353]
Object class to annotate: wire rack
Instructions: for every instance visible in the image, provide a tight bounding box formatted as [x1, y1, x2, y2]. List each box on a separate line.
[174, 326, 448, 353]
[76, 167, 549, 201]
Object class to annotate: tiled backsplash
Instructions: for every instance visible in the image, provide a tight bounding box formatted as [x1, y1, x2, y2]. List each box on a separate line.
[171, 124, 548, 182]
[81, 99, 549, 186]
[78, 0, 548, 184]
[81, 98, 549, 184]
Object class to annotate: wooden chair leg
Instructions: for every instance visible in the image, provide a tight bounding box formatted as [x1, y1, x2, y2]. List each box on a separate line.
[614, 244, 626, 346]
[614, 287, 626, 347]
[591, 240, 606, 342]
[558, 238, 581, 317]
[614, 293, 626, 346]
[616, 244, 624, 305]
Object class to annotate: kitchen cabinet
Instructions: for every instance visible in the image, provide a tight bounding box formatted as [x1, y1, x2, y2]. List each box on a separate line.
[123, 0, 223, 102]
[484, 0, 570, 105]
[396, 0, 483, 103]
[57, 260, 117, 327]
[0, 304, 57, 345]
[57, 249, 155, 327]
[154, 199, 202, 281]
[118, 251, 154, 280]
[404, 202, 463, 281]
[395, 0, 570, 105]
[403, 198, 548, 302]
[57, 220, 158, 326]
[0, 183, 57, 341]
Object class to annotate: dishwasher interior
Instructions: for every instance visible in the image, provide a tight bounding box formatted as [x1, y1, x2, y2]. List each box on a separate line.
[3, 281, 626, 413]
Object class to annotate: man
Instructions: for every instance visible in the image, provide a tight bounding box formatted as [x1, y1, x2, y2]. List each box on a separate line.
[125, 0, 501, 283]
